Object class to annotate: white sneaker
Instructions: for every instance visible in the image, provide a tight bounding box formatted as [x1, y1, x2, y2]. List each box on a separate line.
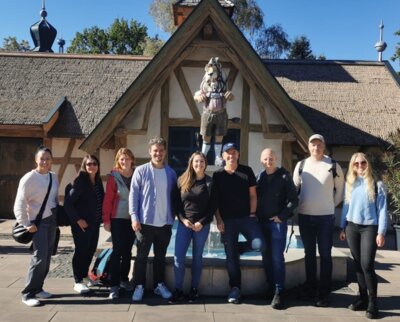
[132, 285, 144, 302]
[22, 297, 40, 307]
[36, 290, 52, 299]
[154, 283, 172, 299]
[109, 286, 120, 299]
[120, 280, 133, 291]
[74, 282, 90, 294]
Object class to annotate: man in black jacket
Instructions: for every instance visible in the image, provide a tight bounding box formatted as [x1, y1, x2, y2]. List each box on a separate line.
[257, 148, 298, 309]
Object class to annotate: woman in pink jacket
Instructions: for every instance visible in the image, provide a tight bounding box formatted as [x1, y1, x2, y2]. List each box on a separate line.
[103, 148, 135, 299]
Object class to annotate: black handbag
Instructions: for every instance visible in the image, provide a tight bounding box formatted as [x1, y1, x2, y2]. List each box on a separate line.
[12, 173, 52, 244]
[54, 205, 70, 227]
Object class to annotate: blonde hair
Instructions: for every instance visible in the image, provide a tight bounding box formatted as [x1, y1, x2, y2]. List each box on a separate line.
[178, 151, 207, 193]
[345, 152, 375, 203]
[114, 148, 135, 171]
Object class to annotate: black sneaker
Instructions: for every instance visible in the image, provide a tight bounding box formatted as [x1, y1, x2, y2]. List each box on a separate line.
[297, 285, 315, 301]
[348, 298, 368, 311]
[315, 295, 330, 307]
[168, 290, 184, 304]
[271, 293, 284, 310]
[188, 288, 199, 303]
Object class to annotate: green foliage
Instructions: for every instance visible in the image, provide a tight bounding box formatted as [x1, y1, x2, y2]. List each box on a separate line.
[149, 0, 264, 37]
[255, 24, 290, 58]
[391, 30, 400, 74]
[287, 36, 315, 60]
[142, 35, 165, 56]
[383, 129, 400, 223]
[149, 0, 176, 34]
[67, 18, 148, 55]
[0, 37, 31, 52]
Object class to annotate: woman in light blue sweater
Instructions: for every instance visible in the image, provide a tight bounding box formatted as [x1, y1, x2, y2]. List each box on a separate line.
[339, 152, 388, 320]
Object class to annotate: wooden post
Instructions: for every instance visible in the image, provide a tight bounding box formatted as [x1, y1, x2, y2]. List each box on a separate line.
[240, 80, 250, 165]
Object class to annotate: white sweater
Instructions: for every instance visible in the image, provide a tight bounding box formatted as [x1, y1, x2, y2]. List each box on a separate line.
[293, 156, 344, 215]
[14, 170, 59, 227]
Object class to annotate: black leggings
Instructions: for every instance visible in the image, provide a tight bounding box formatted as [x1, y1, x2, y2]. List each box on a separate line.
[345, 221, 378, 298]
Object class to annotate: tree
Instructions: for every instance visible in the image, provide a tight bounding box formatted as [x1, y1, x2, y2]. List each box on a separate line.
[391, 30, 400, 74]
[287, 36, 315, 60]
[67, 18, 148, 55]
[255, 24, 290, 59]
[142, 35, 165, 56]
[149, 0, 264, 37]
[0, 37, 31, 52]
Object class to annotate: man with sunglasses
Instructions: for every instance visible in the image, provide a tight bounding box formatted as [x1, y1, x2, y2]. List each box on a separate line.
[293, 134, 344, 307]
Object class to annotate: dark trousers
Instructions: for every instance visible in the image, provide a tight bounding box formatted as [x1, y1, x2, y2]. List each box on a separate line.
[222, 216, 265, 288]
[298, 214, 334, 296]
[260, 220, 288, 293]
[345, 221, 378, 298]
[110, 218, 135, 287]
[71, 222, 100, 283]
[22, 215, 57, 298]
[134, 224, 172, 288]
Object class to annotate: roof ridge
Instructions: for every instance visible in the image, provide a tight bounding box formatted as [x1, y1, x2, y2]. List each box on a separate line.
[0, 52, 153, 61]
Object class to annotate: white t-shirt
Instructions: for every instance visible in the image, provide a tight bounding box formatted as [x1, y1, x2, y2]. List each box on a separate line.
[293, 156, 344, 215]
[153, 167, 168, 227]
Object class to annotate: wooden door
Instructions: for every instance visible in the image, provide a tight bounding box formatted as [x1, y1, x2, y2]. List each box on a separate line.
[0, 138, 41, 219]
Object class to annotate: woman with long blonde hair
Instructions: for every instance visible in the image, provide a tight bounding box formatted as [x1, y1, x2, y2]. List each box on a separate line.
[169, 151, 215, 303]
[103, 148, 135, 299]
[339, 152, 388, 319]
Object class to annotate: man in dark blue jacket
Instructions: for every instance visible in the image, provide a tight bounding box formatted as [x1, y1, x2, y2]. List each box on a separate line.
[257, 148, 298, 309]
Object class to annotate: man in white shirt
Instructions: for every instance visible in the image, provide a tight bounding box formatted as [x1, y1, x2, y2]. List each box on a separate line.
[293, 134, 344, 307]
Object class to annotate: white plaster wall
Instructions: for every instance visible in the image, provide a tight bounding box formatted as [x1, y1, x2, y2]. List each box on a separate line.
[169, 72, 192, 119]
[249, 90, 261, 124]
[100, 149, 116, 175]
[228, 74, 242, 119]
[247, 133, 282, 175]
[266, 101, 285, 125]
[122, 100, 146, 129]
[126, 92, 161, 158]
[331, 146, 358, 163]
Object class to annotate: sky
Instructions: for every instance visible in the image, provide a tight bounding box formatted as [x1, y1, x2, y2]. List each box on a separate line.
[0, 0, 399, 71]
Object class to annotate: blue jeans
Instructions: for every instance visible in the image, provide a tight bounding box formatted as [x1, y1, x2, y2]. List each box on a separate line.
[174, 221, 210, 290]
[222, 216, 265, 288]
[260, 220, 287, 293]
[298, 214, 334, 295]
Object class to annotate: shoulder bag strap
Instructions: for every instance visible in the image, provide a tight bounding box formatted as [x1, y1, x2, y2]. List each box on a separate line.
[34, 173, 52, 227]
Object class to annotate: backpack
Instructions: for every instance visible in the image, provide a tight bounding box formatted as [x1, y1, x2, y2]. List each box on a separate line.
[297, 158, 339, 195]
[88, 248, 113, 286]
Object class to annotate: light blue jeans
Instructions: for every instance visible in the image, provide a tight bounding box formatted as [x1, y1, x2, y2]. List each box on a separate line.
[173, 221, 210, 290]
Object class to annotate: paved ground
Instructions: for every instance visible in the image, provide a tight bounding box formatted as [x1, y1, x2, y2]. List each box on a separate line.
[1, 219, 400, 322]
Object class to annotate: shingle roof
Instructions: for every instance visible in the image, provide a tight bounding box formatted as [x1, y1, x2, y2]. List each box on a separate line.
[266, 60, 400, 146]
[0, 53, 150, 137]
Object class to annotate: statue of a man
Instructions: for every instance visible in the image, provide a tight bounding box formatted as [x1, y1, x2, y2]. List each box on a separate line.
[194, 57, 234, 166]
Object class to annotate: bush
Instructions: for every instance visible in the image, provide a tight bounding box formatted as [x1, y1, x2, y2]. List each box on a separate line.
[383, 130, 400, 225]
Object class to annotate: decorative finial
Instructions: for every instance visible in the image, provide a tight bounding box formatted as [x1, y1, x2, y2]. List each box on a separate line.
[57, 37, 65, 53]
[40, 0, 47, 18]
[374, 20, 387, 62]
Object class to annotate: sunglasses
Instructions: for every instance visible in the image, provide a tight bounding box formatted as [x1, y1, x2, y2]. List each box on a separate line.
[86, 162, 98, 167]
[354, 161, 367, 167]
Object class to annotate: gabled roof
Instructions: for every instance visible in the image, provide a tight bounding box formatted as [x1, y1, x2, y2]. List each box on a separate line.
[266, 60, 400, 146]
[81, 0, 312, 152]
[0, 52, 150, 137]
[174, 0, 234, 7]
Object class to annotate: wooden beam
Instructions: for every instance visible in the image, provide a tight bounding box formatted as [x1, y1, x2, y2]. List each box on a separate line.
[226, 65, 238, 91]
[141, 86, 159, 131]
[240, 80, 250, 165]
[160, 77, 170, 142]
[253, 87, 270, 137]
[174, 67, 201, 120]
[190, 39, 228, 48]
[0, 125, 43, 137]
[181, 60, 233, 68]
[56, 139, 76, 184]
[282, 141, 293, 173]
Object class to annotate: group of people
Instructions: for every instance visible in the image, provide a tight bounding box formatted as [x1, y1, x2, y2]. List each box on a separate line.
[14, 134, 388, 319]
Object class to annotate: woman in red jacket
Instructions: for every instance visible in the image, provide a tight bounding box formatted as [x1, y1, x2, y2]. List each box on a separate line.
[103, 148, 135, 299]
